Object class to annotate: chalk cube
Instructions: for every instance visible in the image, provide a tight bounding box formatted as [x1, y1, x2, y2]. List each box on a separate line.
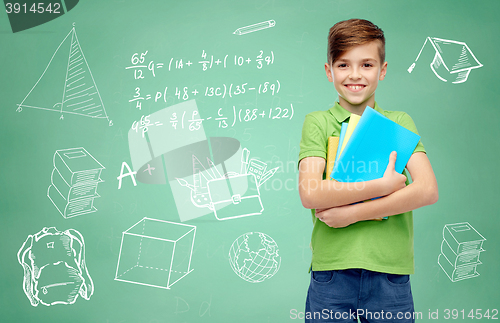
[114, 217, 196, 289]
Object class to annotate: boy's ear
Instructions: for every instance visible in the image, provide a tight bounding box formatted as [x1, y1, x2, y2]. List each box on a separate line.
[379, 61, 388, 81]
[324, 63, 333, 82]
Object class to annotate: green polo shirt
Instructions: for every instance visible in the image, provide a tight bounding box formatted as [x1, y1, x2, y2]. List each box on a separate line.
[299, 102, 425, 275]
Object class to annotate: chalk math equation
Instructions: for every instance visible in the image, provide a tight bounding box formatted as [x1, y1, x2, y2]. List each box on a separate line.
[130, 104, 294, 137]
[129, 81, 280, 109]
[125, 50, 275, 79]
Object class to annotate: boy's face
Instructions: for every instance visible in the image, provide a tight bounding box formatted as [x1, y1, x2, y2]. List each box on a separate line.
[325, 41, 387, 113]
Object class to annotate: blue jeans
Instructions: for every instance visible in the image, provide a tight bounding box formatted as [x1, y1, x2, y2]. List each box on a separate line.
[305, 269, 415, 323]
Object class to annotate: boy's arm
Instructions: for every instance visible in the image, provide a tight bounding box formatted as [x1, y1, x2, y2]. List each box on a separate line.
[298, 152, 407, 209]
[315, 152, 438, 228]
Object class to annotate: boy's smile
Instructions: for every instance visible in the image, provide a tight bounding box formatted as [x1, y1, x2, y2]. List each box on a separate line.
[325, 41, 387, 114]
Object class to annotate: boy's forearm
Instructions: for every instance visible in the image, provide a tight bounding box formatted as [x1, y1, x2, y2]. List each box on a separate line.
[299, 176, 390, 209]
[352, 178, 438, 222]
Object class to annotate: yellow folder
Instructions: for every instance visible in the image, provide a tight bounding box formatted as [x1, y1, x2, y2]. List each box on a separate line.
[326, 136, 339, 180]
[339, 113, 361, 156]
[326, 113, 360, 180]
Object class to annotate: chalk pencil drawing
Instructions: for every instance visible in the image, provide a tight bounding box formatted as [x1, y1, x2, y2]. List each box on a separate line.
[47, 147, 105, 219]
[17, 24, 111, 124]
[228, 232, 281, 283]
[17, 227, 94, 306]
[407, 37, 482, 84]
[437, 222, 486, 282]
[233, 20, 276, 35]
[114, 218, 196, 290]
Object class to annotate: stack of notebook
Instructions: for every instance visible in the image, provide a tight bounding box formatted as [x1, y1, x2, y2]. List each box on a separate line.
[326, 107, 421, 220]
[438, 222, 486, 282]
[47, 147, 105, 218]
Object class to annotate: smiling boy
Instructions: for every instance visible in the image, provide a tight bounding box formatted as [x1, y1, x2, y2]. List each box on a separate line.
[298, 19, 438, 322]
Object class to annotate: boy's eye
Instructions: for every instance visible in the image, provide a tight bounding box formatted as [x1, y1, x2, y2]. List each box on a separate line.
[363, 63, 373, 67]
[337, 63, 347, 68]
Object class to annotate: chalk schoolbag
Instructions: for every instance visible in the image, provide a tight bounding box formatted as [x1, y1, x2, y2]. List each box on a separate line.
[17, 227, 94, 306]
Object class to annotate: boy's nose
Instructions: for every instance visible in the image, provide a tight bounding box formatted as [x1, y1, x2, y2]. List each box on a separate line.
[349, 67, 361, 79]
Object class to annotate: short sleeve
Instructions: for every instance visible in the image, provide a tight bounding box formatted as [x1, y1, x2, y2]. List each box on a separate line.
[298, 114, 328, 163]
[397, 113, 426, 154]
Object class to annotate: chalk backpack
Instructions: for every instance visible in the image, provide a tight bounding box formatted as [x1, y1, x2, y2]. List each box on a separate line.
[17, 227, 94, 306]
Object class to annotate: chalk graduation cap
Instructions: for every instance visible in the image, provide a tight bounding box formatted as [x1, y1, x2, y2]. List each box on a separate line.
[407, 37, 482, 84]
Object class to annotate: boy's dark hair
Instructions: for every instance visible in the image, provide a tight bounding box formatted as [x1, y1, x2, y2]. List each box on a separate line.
[327, 19, 385, 65]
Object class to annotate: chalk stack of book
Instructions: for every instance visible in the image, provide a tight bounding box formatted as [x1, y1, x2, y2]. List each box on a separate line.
[438, 222, 486, 282]
[47, 147, 105, 219]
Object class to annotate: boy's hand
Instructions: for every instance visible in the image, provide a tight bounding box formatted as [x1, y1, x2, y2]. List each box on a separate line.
[315, 205, 355, 228]
[382, 151, 407, 195]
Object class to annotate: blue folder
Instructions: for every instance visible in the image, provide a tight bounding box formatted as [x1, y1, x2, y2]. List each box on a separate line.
[331, 107, 420, 182]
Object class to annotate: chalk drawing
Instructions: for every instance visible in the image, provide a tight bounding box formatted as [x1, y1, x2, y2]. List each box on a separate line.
[437, 222, 486, 282]
[17, 227, 93, 306]
[115, 217, 196, 290]
[17, 24, 111, 124]
[229, 232, 280, 283]
[408, 37, 482, 84]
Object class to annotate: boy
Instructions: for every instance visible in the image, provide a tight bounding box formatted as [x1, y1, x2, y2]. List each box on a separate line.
[298, 19, 438, 322]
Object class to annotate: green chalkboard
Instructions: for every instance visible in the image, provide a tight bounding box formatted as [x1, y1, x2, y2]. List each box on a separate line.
[1, 0, 499, 322]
